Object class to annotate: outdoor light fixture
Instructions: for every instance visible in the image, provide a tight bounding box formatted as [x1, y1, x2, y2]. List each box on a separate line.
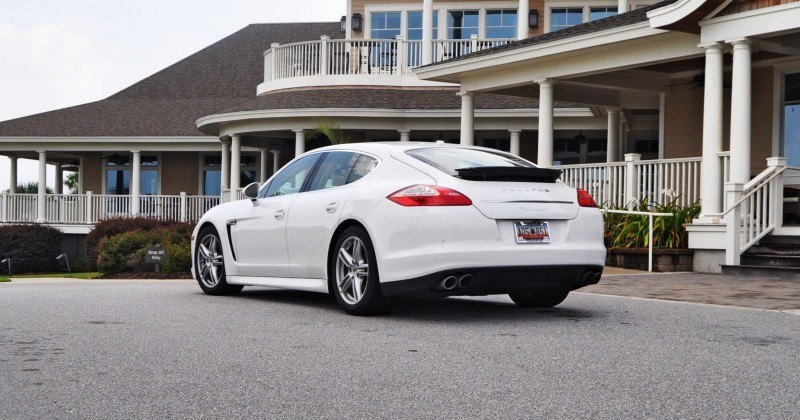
[56, 253, 71, 276]
[340, 16, 347, 33]
[528, 9, 540, 28]
[0, 258, 10, 276]
[351, 13, 363, 32]
[574, 131, 588, 144]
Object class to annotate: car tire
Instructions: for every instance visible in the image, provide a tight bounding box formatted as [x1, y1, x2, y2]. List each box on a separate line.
[509, 289, 569, 308]
[195, 227, 243, 296]
[330, 226, 392, 316]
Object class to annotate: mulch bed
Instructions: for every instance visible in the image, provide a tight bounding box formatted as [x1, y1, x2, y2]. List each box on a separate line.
[95, 272, 193, 280]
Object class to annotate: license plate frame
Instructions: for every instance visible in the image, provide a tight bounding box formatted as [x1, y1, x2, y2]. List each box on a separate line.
[514, 221, 551, 244]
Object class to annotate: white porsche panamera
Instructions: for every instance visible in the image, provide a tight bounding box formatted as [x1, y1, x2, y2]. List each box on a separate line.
[191, 142, 606, 315]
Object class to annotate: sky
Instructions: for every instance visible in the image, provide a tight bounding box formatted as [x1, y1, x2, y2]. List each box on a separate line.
[0, 0, 344, 191]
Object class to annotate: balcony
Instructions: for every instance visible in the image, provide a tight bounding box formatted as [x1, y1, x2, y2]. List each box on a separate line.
[258, 36, 514, 93]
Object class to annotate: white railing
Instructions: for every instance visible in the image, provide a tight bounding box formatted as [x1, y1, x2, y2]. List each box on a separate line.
[0, 193, 221, 225]
[710, 158, 797, 265]
[266, 35, 514, 82]
[556, 154, 702, 208]
[602, 209, 674, 272]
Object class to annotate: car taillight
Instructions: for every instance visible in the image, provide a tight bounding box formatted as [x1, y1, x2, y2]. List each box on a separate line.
[387, 185, 472, 207]
[577, 188, 597, 208]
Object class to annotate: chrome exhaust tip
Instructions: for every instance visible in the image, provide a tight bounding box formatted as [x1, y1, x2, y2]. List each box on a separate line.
[457, 274, 474, 288]
[593, 272, 602, 282]
[439, 275, 458, 291]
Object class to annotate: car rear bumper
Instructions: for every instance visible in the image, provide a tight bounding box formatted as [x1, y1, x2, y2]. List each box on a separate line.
[380, 264, 604, 297]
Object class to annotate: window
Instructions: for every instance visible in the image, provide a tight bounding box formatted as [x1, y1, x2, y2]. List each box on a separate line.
[407, 11, 438, 40]
[448, 10, 479, 39]
[370, 11, 401, 39]
[481, 138, 511, 151]
[261, 154, 320, 198]
[485, 10, 517, 39]
[783, 72, 800, 167]
[347, 154, 379, 184]
[203, 154, 222, 196]
[590, 7, 618, 21]
[105, 153, 158, 195]
[307, 152, 378, 192]
[550, 8, 582, 32]
[406, 147, 532, 176]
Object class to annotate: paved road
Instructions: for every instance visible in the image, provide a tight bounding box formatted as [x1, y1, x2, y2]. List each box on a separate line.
[1, 281, 798, 419]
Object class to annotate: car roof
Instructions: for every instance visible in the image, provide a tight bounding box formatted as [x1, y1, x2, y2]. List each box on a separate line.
[311, 141, 500, 155]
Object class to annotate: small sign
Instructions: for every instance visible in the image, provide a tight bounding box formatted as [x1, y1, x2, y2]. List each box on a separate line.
[144, 244, 166, 264]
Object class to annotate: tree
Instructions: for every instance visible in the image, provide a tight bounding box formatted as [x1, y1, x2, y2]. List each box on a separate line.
[65, 172, 79, 194]
[16, 182, 54, 194]
[308, 117, 350, 149]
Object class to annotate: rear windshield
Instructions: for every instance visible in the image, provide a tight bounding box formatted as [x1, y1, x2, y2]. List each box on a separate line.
[406, 147, 534, 176]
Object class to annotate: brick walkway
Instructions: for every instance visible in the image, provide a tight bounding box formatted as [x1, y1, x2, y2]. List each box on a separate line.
[585, 268, 800, 311]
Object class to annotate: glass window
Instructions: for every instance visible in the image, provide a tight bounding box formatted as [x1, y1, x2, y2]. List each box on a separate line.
[141, 155, 158, 166]
[371, 11, 401, 39]
[406, 147, 533, 176]
[106, 154, 130, 167]
[307, 152, 360, 191]
[551, 8, 583, 32]
[262, 154, 320, 198]
[140, 170, 158, 195]
[347, 154, 379, 184]
[204, 170, 221, 196]
[204, 155, 221, 167]
[783, 72, 800, 166]
[448, 10, 479, 39]
[407, 11, 438, 40]
[590, 7, 618, 21]
[485, 10, 517, 39]
[106, 170, 130, 195]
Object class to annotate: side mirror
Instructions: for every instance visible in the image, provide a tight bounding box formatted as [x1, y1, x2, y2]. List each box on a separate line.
[243, 182, 260, 202]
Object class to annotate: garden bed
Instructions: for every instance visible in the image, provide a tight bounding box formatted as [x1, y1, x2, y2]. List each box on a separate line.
[606, 248, 694, 272]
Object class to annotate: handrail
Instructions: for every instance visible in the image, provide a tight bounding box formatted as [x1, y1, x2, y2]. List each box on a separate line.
[708, 166, 785, 218]
[602, 209, 674, 272]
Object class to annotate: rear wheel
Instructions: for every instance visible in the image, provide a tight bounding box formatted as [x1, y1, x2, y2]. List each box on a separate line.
[509, 290, 569, 308]
[331, 226, 391, 315]
[195, 227, 243, 296]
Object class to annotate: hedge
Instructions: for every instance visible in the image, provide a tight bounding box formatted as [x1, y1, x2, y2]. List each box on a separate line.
[85, 218, 193, 271]
[0, 224, 64, 274]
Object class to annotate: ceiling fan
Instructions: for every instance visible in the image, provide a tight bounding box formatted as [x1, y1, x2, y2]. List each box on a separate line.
[665, 72, 732, 89]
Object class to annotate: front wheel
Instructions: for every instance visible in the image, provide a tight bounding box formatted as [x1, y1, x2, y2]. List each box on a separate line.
[509, 290, 569, 308]
[195, 227, 243, 296]
[330, 226, 392, 316]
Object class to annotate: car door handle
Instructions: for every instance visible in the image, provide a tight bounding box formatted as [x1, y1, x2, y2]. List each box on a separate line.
[325, 201, 339, 213]
[274, 210, 286, 220]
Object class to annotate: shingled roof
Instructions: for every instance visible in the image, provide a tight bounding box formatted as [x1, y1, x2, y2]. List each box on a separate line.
[212, 87, 582, 114]
[0, 22, 343, 137]
[420, 0, 678, 68]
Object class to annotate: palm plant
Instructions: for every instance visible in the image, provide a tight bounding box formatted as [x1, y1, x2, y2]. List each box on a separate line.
[603, 197, 700, 249]
[309, 117, 350, 146]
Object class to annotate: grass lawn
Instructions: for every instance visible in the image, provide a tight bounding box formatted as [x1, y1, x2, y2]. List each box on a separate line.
[0, 272, 100, 282]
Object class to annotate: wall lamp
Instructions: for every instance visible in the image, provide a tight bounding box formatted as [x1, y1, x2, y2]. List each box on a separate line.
[351, 13, 363, 32]
[528, 9, 540, 28]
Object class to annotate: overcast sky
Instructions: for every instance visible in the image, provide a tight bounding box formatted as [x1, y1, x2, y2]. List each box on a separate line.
[0, 0, 344, 190]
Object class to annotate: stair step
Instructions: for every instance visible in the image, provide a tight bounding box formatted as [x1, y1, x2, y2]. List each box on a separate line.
[745, 245, 800, 256]
[758, 235, 800, 246]
[741, 254, 800, 268]
[721, 265, 800, 279]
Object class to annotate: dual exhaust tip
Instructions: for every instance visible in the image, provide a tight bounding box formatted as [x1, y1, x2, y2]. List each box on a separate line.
[583, 271, 602, 284]
[437, 274, 473, 291]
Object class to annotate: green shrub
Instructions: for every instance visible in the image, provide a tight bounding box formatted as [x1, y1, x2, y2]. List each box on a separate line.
[95, 227, 192, 275]
[85, 218, 193, 271]
[0, 224, 64, 274]
[604, 197, 701, 249]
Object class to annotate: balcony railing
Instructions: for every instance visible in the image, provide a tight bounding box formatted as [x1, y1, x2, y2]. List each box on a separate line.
[264, 36, 514, 83]
[0, 193, 220, 225]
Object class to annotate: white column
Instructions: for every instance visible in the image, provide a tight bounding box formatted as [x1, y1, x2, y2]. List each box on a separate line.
[36, 151, 46, 222]
[459, 92, 474, 146]
[729, 39, 752, 185]
[422, 0, 434, 65]
[220, 138, 230, 195]
[272, 150, 282, 174]
[517, 0, 530, 40]
[509, 130, 522, 156]
[537, 80, 554, 167]
[294, 130, 306, 157]
[260, 149, 270, 183]
[618, 0, 629, 13]
[399, 130, 411, 142]
[9, 156, 17, 193]
[54, 163, 63, 194]
[607, 108, 620, 163]
[699, 43, 725, 219]
[230, 134, 242, 192]
[131, 151, 141, 216]
[78, 157, 84, 194]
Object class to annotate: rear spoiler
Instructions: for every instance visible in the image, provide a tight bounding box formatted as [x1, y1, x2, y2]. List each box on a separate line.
[456, 166, 562, 183]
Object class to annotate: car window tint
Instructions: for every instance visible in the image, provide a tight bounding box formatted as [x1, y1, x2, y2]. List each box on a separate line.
[405, 147, 533, 176]
[346, 154, 378, 184]
[308, 152, 360, 192]
[261, 154, 320, 198]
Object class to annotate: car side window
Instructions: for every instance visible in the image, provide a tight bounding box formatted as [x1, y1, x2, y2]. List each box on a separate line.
[260, 154, 320, 198]
[307, 152, 360, 192]
[346, 154, 378, 184]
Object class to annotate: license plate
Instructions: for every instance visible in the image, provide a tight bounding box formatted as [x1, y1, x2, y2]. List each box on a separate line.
[514, 221, 551, 244]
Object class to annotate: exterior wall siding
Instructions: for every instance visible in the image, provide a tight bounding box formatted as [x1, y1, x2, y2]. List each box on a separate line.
[82, 152, 103, 194]
[160, 152, 200, 195]
[717, 0, 799, 17]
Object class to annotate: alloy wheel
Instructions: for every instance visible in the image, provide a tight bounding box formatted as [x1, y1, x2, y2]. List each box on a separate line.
[335, 236, 369, 305]
[197, 234, 224, 288]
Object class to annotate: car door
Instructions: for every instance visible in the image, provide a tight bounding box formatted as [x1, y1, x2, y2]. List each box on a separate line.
[232, 153, 321, 278]
[286, 152, 378, 279]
